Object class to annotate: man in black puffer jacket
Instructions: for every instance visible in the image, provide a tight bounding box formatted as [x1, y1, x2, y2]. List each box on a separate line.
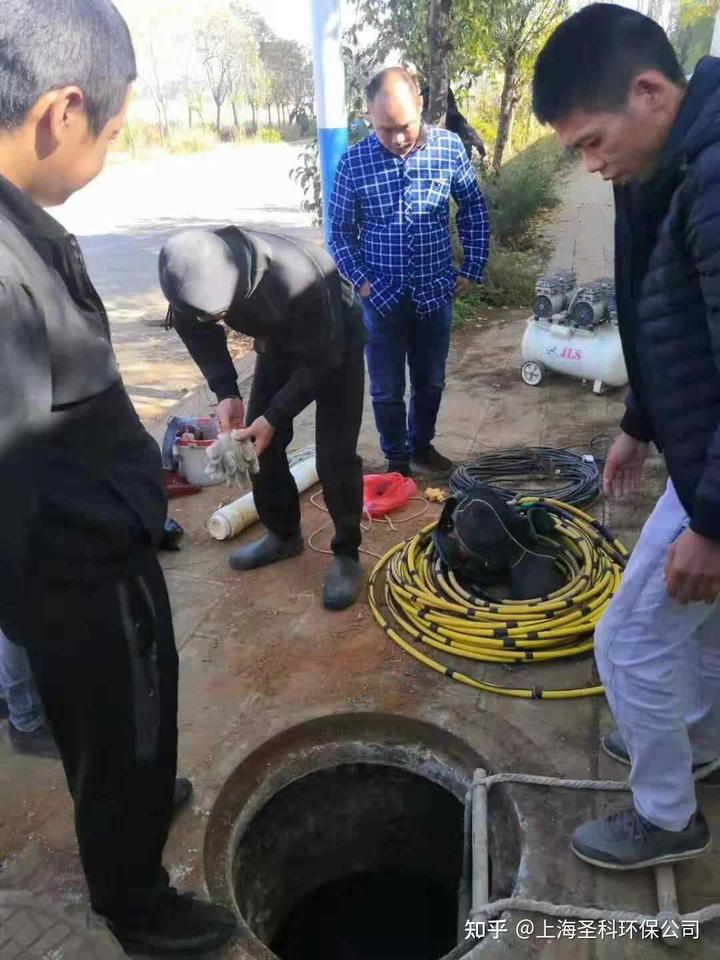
[533, 4, 720, 871]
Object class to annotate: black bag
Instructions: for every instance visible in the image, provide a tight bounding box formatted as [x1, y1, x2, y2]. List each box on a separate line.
[432, 483, 565, 600]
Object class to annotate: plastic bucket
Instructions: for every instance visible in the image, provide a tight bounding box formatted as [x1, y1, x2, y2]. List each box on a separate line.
[175, 417, 224, 487]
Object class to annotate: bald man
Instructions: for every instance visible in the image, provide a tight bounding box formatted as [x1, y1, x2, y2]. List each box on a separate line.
[329, 67, 490, 477]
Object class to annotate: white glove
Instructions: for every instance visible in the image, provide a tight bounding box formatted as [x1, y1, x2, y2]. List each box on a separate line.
[206, 432, 260, 489]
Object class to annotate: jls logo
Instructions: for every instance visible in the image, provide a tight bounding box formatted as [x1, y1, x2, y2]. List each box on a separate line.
[560, 348, 582, 361]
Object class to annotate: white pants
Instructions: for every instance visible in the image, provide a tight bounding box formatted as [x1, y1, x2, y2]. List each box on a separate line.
[594, 480, 720, 831]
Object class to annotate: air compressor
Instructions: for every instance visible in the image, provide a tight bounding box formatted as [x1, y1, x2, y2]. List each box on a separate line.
[520, 271, 628, 394]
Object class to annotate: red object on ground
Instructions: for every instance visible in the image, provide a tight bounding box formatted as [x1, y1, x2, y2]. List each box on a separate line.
[363, 473, 417, 518]
[164, 470, 202, 499]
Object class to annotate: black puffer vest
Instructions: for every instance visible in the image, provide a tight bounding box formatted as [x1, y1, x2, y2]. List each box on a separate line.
[616, 57, 720, 540]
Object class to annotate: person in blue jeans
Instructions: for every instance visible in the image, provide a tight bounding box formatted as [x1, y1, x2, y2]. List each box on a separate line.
[329, 67, 490, 476]
[0, 627, 58, 758]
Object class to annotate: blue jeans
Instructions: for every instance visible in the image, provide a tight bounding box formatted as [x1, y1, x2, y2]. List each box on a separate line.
[0, 627, 45, 733]
[362, 297, 453, 463]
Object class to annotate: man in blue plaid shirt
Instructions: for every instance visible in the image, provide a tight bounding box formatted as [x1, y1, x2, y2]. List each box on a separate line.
[329, 67, 490, 475]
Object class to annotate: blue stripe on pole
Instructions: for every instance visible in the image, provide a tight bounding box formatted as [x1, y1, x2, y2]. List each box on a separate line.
[318, 126, 349, 247]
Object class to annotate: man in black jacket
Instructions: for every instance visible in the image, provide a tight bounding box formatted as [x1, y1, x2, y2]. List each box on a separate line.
[159, 227, 365, 610]
[0, 2, 236, 954]
[533, 4, 720, 870]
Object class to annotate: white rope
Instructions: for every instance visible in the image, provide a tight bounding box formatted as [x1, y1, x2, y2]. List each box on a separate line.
[476, 757, 720, 792]
[307, 492, 431, 560]
[482, 772, 629, 791]
[470, 898, 720, 925]
[469, 765, 720, 930]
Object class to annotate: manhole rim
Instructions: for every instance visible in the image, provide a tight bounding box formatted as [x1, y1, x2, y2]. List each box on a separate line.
[203, 711, 524, 960]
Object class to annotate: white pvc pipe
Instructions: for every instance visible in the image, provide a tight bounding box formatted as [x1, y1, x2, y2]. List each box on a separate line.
[207, 456, 320, 541]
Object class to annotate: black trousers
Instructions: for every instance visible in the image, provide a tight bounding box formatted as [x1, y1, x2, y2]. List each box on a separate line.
[247, 340, 365, 558]
[23, 551, 178, 924]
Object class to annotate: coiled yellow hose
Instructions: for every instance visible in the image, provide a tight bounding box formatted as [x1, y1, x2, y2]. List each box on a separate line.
[368, 497, 628, 700]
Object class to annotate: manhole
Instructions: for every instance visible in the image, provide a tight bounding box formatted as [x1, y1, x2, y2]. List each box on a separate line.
[205, 714, 521, 959]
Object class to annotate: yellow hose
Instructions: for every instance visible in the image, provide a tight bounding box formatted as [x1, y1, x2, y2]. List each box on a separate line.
[368, 497, 628, 700]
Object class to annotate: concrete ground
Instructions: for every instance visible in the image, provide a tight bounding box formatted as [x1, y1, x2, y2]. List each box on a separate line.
[2, 165, 719, 959]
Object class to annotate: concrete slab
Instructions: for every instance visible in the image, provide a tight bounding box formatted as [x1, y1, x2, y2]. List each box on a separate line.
[0, 892, 125, 958]
[4, 308, 708, 958]
[2, 164, 717, 959]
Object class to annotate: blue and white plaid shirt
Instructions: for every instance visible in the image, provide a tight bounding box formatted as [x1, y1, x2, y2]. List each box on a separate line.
[328, 126, 490, 316]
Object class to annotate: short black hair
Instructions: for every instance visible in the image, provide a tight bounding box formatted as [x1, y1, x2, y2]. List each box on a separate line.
[0, 0, 136, 135]
[366, 67, 419, 105]
[533, 3, 685, 123]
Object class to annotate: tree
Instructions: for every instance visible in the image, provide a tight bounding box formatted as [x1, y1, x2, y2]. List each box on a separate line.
[671, 0, 720, 71]
[195, 10, 236, 133]
[147, 41, 180, 141]
[426, 0, 453, 124]
[128, 0, 186, 142]
[181, 57, 207, 129]
[458, 0, 567, 172]
[348, 0, 429, 74]
[237, 32, 271, 131]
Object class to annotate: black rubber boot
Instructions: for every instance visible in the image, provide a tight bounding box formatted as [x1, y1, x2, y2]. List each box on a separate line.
[108, 890, 237, 958]
[229, 530, 303, 572]
[323, 556, 364, 611]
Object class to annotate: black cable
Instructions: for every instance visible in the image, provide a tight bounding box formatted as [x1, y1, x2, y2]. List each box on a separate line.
[449, 447, 601, 508]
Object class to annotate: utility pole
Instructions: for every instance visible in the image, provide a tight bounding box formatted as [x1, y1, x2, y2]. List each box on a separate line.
[311, 0, 349, 245]
[712, 8, 720, 57]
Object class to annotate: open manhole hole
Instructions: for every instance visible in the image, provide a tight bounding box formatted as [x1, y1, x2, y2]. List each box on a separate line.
[205, 713, 521, 959]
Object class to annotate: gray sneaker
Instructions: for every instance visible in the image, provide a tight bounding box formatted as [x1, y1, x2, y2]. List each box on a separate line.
[602, 729, 720, 784]
[571, 807, 710, 870]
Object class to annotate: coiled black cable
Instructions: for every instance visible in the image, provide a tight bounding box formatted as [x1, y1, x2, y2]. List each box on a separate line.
[449, 447, 601, 508]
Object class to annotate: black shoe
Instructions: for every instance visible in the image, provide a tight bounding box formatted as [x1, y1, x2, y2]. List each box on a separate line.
[0, 697, 8, 721]
[571, 806, 710, 871]
[229, 529, 303, 572]
[109, 889, 237, 957]
[173, 778, 193, 817]
[323, 556, 364, 611]
[386, 460, 413, 478]
[602, 730, 720, 784]
[411, 445, 454, 474]
[9, 721, 60, 760]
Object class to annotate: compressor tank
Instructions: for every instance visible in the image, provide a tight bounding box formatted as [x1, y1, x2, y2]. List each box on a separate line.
[521, 317, 628, 391]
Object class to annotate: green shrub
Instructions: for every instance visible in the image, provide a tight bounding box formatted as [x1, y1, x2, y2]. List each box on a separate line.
[167, 128, 219, 155]
[113, 121, 163, 154]
[113, 121, 221, 156]
[258, 127, 284, 144]
[478, 135, 568, 249]
[279, 120, 317, 142]
[480, 243, 544, 308]
[450, 135, 573, 318]
[452, 244, 544, 321]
